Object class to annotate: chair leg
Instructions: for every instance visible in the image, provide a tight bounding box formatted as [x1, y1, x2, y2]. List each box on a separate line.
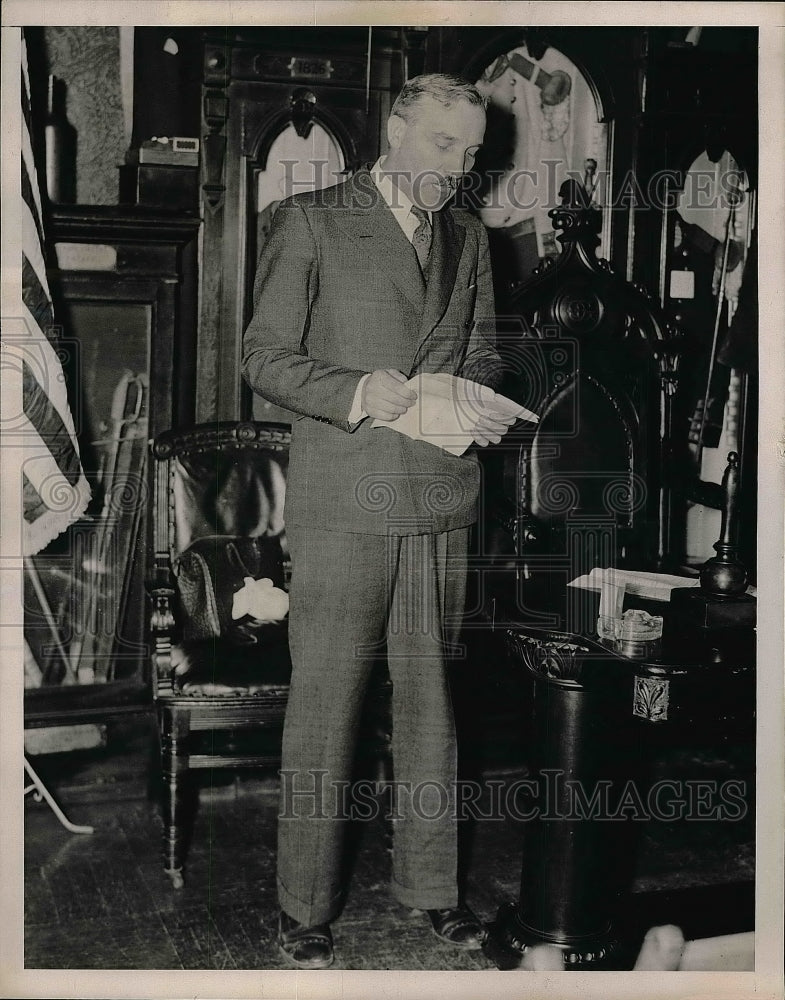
[159, 705, 191, 889]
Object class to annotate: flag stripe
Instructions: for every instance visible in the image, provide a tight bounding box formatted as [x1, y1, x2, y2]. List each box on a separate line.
[21, 154, 46, 251]
[18, 419, 90, 555]
[20, 66, 34, 156]
[21, 197, 52, 303]
[22, 472, 46, 525]
[21, 449, 91, 536]
[18, 302, 78, 431]
[18, 302, 79, 431]
[21, 110, 46, 235]
[18, 411, 91, 542]
[20, 51, 47, 249]
[21, 361, 82, 487]
[20, 29, 90, 556]
[22, 253, 55, 339]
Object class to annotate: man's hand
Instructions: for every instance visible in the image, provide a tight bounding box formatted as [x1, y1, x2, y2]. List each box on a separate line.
[472, 407, 518, 447]
[362, 369, 418, 421]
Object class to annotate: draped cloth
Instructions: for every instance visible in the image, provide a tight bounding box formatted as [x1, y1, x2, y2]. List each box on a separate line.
[16, 33, 90, 556]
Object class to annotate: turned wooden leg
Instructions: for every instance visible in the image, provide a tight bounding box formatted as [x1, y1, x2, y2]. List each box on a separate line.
[159, 705, 191, 889]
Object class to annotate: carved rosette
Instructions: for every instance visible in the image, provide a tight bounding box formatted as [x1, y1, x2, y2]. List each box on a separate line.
[553, 287, 604, 333]
[508, 632, 589, 680]
[633, 674, 669, 721]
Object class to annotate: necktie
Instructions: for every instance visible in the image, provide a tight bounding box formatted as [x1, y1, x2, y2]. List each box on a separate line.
[410, 205, 432, 274]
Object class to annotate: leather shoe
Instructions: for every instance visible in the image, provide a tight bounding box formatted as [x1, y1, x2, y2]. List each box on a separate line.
[425, 905, 486, 949]
[277, 910, 334, 969]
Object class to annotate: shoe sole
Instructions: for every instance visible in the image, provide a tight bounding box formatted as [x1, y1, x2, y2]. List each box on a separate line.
[409, 907, 487, 949]
[431, 929, 486, 950]
[277, 942, 335, 970]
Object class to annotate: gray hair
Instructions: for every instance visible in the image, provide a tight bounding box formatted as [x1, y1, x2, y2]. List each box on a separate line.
[390, 73, 487, 123]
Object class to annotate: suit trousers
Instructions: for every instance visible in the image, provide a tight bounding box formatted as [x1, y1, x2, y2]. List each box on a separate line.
[277, 523, 469, 926]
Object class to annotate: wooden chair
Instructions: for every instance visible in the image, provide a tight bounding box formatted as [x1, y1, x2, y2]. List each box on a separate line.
[147, 421, 391, 887]
[477, 189, 755, 966]
[479, 182, 682, 633]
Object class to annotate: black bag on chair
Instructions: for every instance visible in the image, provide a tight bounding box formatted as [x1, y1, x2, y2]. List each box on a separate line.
[173, 534, 285, 645]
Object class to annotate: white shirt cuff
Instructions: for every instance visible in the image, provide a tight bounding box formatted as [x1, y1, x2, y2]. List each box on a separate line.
[348, 373, 371, 425]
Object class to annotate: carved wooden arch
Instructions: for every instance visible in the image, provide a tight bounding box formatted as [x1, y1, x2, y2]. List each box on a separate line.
[505, 198, 679, 372]
[456, 28, 619, 292]
[489, 198, 682, 572]
[243, 95, 358, 176]
[527, 369, 638, 525]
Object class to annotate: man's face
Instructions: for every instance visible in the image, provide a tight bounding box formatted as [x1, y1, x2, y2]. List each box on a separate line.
[386, 95, 486, 211]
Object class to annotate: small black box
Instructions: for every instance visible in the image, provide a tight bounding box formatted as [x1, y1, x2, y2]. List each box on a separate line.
[119, 164, 199, 213]
[668, 587, 756, 629]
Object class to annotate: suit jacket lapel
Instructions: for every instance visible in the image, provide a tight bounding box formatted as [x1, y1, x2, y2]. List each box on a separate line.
[336, 170, 425, 312]
[332, 170, 467, 368]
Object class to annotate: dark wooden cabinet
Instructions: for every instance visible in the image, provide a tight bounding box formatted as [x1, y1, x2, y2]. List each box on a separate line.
[194, 28, 412, 421]
[24, 207, 199, 726]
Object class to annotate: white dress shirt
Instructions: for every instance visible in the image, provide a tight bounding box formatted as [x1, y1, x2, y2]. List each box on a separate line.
[347, 157, 431, 425]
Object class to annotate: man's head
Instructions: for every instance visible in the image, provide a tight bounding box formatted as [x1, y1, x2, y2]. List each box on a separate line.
[384, 73, 487, 211]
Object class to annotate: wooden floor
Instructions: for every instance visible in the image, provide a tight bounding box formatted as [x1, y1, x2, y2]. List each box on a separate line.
[24, 716, 755, 971]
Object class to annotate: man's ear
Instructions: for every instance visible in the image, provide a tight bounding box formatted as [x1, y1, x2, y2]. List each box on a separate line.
[387, 114, 407, 149]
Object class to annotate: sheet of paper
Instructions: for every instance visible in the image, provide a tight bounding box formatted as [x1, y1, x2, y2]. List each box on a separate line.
[568, 567, 702, 602]
[371, 373, 539, 456]
[569, 567, 758, 601]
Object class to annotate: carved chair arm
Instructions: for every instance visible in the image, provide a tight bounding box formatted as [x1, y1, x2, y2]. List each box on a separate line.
[149, 585, 177, 635]
[147, 582, 178, 694]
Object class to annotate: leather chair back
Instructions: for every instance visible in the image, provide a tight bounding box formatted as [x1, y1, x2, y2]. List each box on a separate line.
[169, 438, 287, 560]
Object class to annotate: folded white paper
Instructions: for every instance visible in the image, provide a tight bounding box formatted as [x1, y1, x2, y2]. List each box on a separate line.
[569, 567, 757, 601]
[568, 568, 701, 601]
[371, 373, 539, 456]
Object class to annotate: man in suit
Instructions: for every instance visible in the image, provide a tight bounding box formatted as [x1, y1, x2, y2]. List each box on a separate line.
[242, 74, 512, 969]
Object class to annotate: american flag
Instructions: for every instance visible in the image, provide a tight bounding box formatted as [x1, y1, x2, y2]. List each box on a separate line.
[17, 32, 90, 556]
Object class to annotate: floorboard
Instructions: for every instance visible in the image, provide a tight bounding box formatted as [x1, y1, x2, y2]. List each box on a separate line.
[23, 719, 755, 971]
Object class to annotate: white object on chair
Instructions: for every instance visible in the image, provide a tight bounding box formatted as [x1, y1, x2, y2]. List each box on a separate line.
[231, 576, 289, 623]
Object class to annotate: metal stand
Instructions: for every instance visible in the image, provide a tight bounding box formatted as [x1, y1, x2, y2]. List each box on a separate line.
[484, 628, 639, 970]
[485, 900, 621, 969]
[24, 756, 94, 835]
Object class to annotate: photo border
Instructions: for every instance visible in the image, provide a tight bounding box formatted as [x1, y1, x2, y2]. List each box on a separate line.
[1, 3, 783, 999]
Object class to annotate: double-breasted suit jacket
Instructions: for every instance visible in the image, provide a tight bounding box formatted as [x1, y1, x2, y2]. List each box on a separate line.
[242, 166, 503, 536]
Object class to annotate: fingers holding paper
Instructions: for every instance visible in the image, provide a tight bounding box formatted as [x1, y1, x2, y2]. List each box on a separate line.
[471, 406, 519, 447]
[370, 373, 539, 456]
[362, 368, 418, 421]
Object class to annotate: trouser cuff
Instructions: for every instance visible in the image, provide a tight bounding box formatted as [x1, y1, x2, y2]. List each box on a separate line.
[277, 875, 344, 927]
[390, 874, 458, 912]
